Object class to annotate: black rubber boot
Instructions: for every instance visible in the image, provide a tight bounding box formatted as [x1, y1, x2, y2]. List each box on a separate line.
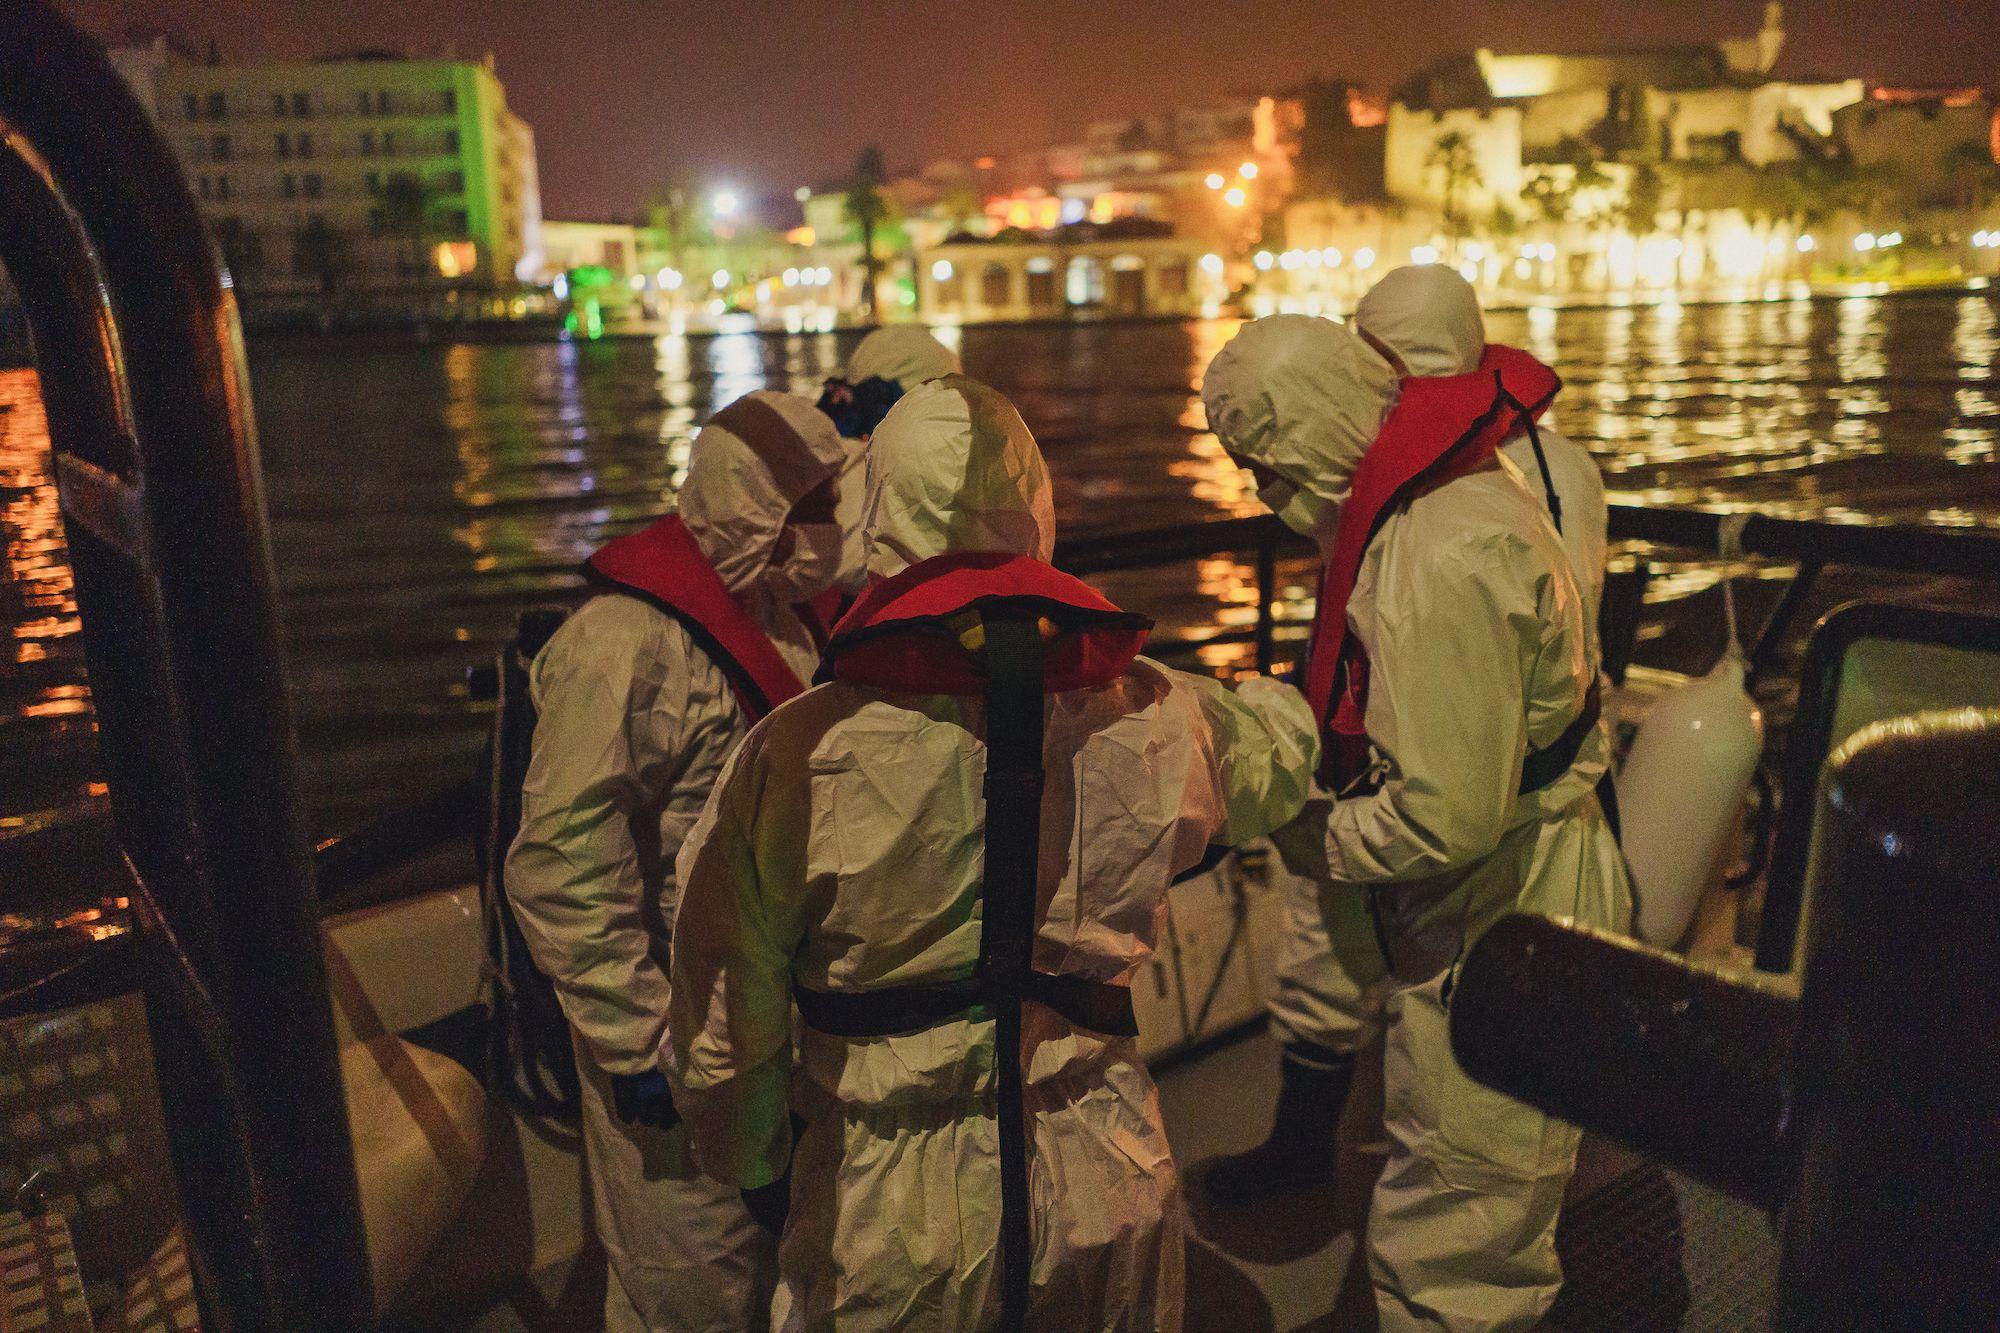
[1203, 1044, 1355, 1204]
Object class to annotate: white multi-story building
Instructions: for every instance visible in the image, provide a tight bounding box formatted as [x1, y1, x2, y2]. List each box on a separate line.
[109, 39, 542, 291]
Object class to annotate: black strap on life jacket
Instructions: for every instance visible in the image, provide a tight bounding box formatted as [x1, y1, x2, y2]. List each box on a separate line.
[1517, 676, 1603, 796]
[1501, 387, 1563, 536]
[979, 610, 1043, 1333]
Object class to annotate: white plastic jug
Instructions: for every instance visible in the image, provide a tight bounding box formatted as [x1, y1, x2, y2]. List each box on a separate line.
[1615, 651, 1764, 948]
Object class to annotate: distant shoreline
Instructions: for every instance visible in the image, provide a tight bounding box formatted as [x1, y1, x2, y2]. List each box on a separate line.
[1, 278, 1991, 367]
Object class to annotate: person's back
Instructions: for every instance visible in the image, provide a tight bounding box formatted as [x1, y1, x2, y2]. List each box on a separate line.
[666, 376, 1316, 1331]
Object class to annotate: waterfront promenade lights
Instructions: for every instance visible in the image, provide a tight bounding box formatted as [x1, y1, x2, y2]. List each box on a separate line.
[1357, 246, 1377, 269]
[712, 269, 730, 290]
[1199, 253, 1224, 275]
[1798, 234, 1818, 253]
[713, 189, 741, 219]
[1254, 250, 1274, 271]
[1855, 233, 1877, 252]
[932, 259, 954, 281]
[1205, 172, 1225, 190]
[658, 268, 683, 290]
[794, 186, 811, 203]
[1224, 187, 1247, 207]
[1239, 161, 1259, 180]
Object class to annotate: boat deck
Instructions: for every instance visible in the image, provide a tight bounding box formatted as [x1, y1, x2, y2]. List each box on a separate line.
[1160, 1028, 1779, 1332]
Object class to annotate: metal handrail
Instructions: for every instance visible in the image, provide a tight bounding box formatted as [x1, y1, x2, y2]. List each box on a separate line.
[1053, 503, 2000, 580]
[1, 5, 372, 1327]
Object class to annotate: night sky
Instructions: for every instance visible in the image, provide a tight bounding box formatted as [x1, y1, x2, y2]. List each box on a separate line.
[61, 0, 2000, 220]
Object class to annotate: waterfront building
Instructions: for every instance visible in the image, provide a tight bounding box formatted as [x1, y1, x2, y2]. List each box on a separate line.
[919, 222, 1229, 322]
[108, 38, 543, 294]
[1247, 2, 2000, 304]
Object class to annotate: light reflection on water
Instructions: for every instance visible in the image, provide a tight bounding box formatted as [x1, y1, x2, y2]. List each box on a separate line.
[2, 294, 1997, 852]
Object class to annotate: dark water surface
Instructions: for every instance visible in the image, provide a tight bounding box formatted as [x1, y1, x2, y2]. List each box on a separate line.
[4, 293, 1998, 886]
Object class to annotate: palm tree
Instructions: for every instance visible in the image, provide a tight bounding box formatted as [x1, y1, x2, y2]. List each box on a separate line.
[291, 216, 351, 329]
[1426, 132, 1484, 258]
[647, 166, 705, 284]
[843, 145, 891, 322]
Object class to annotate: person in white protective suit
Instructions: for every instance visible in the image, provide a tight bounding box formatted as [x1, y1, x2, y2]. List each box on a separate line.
[664, 374, 1320, 1331]
[1203, 315, 1631, 1331]
[505, 390, 850, 1331]
[816, 326, 965, 593]
[1206, 266, 1613, 1206]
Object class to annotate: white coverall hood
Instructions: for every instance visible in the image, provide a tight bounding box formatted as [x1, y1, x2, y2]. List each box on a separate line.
[677, 390, 849, 598]
[1202, 315, 1399, 537]
[862, 373, 1056, 578]
[844, 325, 963, 394]
[1351, 264, 1487, 377]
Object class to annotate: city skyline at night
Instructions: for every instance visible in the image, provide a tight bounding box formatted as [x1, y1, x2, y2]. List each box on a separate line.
[60, 0, 2000, 219]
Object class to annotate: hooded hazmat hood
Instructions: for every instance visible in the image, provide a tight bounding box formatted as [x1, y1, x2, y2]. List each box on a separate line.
[844, 326, 963, 394]
[677, 390, 848, 594]
[1352, 264, 1486, 377]
[862, 374, 1054, 579]
[1201, 314, 1400, 506]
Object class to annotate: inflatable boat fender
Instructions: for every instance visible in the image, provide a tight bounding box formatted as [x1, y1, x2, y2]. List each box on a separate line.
[1616, 652, 1764, 948]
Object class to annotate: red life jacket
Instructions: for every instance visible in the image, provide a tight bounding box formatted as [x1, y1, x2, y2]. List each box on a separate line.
[822, 551, 1151, 695]
[583, 516, 810, 721]
[1305, 344, 1561, 789]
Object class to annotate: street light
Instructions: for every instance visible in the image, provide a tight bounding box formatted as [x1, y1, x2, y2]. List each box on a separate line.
[1224, 186, 1247, 207]
[713, 189, 741, 219]
[1239, 161, 1259, 180]
[794, 186, 811, 203]
[1205, 172, 1225, 190]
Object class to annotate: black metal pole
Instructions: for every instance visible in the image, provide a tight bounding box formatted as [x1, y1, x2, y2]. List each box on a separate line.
[1254, 535, 1277, 674]
[1449, 914, 1794, 1208]
[1776, 709, 2000, 1329]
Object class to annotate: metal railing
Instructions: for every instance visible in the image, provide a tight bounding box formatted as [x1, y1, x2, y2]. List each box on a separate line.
[306, 500, 2000, 910]
[1, 4, 373, 1326]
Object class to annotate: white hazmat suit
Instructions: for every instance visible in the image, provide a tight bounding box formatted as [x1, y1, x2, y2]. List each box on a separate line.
[826, 326, 965, 591]
[1265, 268, 1612, 1060]
[1204, 316, 1631, 1332]
[505, 390, 848, 1331]
[665, 375, 1319, 1331]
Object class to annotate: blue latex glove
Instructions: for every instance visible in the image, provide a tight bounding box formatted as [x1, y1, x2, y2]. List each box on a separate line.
[609, 1070, 680, 1131]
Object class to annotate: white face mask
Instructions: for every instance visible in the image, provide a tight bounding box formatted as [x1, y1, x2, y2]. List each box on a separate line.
[764, 522, 844, 602]
[1257, 474, 1337, 541]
